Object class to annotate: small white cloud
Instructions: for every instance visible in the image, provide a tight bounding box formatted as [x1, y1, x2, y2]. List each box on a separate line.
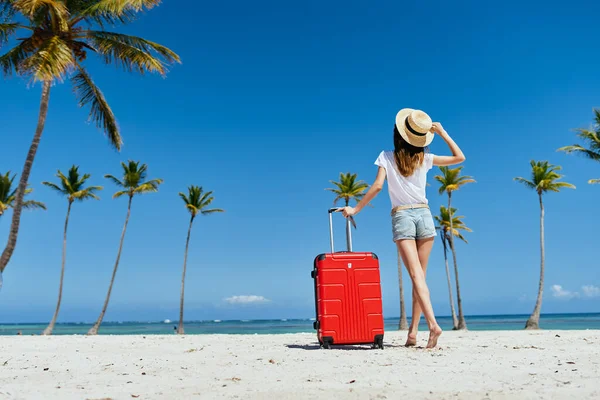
[224, 295, 270, 305]
[582, 285, 600, 298]
[551, 285, 579, 300]
[518, 294, 528, 302]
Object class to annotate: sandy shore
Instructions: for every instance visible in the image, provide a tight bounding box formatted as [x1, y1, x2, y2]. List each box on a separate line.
[1, 330, 599, 399]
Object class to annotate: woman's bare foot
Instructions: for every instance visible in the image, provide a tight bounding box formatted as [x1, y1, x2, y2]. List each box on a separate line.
[405, 333, 417, 347]
[426, 326, 442, 349]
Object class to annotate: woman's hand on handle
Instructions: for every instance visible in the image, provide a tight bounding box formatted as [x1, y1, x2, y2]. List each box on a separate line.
[341, 206, 356, 218]
[343, 167, 386, 217]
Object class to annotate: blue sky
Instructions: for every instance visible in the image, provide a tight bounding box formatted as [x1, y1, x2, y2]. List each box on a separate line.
[1, 0, 599, 323]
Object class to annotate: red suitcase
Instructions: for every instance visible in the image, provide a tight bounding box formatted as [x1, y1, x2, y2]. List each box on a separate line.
[311, 208, 384, 349]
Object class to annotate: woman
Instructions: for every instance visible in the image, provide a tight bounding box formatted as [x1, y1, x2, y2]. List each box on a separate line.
[341, 108, 465, 349]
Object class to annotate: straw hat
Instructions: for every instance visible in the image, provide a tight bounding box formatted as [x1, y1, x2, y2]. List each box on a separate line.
[395, 108, 434, 148]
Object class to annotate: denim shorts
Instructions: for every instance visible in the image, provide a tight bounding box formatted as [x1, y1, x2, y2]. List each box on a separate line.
[391, 207, 437, 241]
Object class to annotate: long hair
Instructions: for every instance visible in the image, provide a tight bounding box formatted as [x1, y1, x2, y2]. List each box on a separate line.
[393, 125, 427, 177]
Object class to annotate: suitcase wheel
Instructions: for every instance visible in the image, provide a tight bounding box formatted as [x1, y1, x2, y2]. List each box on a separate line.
[322, 341, 331, 350]
[320, 337, 333, 349]
[374, 336, 384, 350]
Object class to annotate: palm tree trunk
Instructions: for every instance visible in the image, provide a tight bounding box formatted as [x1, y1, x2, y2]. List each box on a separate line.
[448, 193, 467, 330]
[43, 201, 72, 335]
[525, 193, 545, 330]
[397, 249, 408, 330]
[87, 196, 133, 335]
[0, 81, 51, 273]
[177, 215, 195, 335]
[442, 233, 459, 330]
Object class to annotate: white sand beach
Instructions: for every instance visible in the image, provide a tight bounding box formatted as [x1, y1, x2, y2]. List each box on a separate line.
[1, 330, 599, 400]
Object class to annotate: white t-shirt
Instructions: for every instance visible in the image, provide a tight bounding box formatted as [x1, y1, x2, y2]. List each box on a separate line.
[374, 151, 435, 207]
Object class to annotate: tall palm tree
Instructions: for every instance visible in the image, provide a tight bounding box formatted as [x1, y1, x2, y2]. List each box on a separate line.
[397, 252, 408, 330]
[0, 171, 46, 219]
[0, 0, 180, 274]
[558, 108, 600, 184]
[325, 172, 368, 250]
[434, 166, 475, 330]
[41, 166, 102, 335]
[177, 186, 224, 334]
[87, 161, 162, 335]
[434, 206, 471, 330]
[515, 161, 575, 329]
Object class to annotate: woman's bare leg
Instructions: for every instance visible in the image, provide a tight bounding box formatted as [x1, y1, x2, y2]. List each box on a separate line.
[396, 239, 442, 348]
[406, 237, 435, 346]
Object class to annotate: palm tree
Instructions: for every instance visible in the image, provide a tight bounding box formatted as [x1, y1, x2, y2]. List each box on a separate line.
[0, 171, 46, 220]
[515, 161, 575, 329]
[41, 166, 102, 335]
[434, 206, 472, 330]
[177, 186, 224, 334]
[0, 171, 45, 291]
[87, 161, 162, 335]
[0, 0, 180, 274]
[397, 252, 408, 330]
[558, 108, 600, 184]
[325, 172, 368, 250]
[434, 166, 475, 330]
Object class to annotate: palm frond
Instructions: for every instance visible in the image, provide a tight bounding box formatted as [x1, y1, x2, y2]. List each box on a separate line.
[201, 208, 224, 215]
[12, 0, 69, 30]
[72, 65, 122, 150]
[513, 177, 536, 190]
[574, 128, 600, 150]
[78, 0, 161, 20]
[56, 170, 72, 192]
[0, 1, 17, 21]
[42, 181, 65, 194]
[178, 192, 190, 204]
[104, 173, 124, 187]
[133, 178, 162, 194]
[0, 171, 16, 204]
[557, 144, 600, 161]
[198, 190, 214, 206]
[0, 39, 33, 77]
[185, 203, 198, 215]
[21, 35, 74, 82]
[72, 185, 103, 201]
[548, 181, 576, 192]
[112, 189, 128, 199]
[84, 31, 179, 76]
[22, 199, 47, 210]
[0, 22, 19, 46]
[71, 0, 136, 26]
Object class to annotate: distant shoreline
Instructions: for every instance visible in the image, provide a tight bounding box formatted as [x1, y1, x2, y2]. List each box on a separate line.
[2, 313, 599, 336]
[2, 311, 599, 325]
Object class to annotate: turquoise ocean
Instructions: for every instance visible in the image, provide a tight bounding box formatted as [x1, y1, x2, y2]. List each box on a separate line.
[1, 313, 599, 336]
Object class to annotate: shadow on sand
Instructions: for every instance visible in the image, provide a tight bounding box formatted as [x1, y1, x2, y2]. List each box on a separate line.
[285, 343, 403, 351]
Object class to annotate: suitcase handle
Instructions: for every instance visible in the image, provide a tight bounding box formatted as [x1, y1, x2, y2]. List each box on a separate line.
[328, 208, 353, 253]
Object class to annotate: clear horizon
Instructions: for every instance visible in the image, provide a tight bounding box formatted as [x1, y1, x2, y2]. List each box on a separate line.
[3, 311, 600, 326]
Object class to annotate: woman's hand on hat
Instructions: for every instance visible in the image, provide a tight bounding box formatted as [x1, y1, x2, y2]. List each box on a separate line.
[341, 206, 356, 218]
[431, 122, 447, 135]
